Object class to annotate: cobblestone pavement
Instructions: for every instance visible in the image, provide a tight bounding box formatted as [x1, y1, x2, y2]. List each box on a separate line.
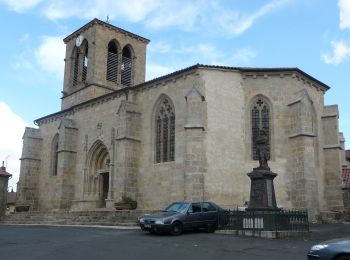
[0, 223, 349, 260]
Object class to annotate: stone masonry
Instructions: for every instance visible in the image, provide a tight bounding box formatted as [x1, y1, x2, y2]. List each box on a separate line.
[16, 19, 346, 221]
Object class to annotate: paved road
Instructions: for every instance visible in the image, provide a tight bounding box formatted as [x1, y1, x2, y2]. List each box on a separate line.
[0, 224, 349, 260]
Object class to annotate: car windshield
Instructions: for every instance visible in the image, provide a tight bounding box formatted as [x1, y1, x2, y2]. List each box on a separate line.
[165, 202, 189, 213]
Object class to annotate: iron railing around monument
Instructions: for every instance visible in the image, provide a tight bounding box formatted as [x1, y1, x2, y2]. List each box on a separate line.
[218, 209, 309, 232]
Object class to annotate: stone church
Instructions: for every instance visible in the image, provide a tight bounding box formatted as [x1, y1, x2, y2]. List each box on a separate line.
[17, 18, 345, 220]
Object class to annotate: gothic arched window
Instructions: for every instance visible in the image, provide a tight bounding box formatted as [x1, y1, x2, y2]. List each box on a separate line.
[51, 134, 59, 176]
[121, 45, 133, 87]
[106, 41, 119, 83]
[251, 97, 271, 160]
[155, 97, 175, 163]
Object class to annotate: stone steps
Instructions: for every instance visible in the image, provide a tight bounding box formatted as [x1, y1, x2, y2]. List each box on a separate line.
[1, 210, 155, 227]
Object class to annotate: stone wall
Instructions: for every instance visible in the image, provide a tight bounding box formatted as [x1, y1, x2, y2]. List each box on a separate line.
[62, 21, 148, 110]
[18, 66, 344, 221]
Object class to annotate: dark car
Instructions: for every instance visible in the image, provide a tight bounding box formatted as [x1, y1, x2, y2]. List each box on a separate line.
[139, 201, 223, 235]
[307, 238, 350, 260]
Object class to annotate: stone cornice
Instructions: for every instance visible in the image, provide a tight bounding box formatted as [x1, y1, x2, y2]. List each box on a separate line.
[289, 133, 317, 139]
[242, 71, 328, 93]
[184, 125, 205, 131]
[57, 149, 77, 154]
[115, 137, 141, 142]
[63, 18, 150, 44]
[19, 157, 41, 161]
[35, 89, 127, 126]
[61, 82, 115, 99]
[323, 145, 342, 150]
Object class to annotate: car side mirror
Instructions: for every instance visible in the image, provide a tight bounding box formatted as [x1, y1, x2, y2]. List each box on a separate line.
[187, 209, 193, 214]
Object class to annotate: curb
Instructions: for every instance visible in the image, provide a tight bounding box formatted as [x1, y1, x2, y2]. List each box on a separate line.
[0, 223, 139, 230]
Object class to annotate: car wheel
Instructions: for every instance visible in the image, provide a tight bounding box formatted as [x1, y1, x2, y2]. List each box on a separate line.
[206, 223, 215, 233]
[335, 254, 350, 260]
[170, 222, 183, 235]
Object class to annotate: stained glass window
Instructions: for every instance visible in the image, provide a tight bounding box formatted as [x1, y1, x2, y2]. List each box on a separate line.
[251, 98, 270, 160]
[155, 97, 175, 163]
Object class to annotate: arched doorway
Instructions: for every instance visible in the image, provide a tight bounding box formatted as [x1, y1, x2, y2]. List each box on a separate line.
[86, 141, 110, 208]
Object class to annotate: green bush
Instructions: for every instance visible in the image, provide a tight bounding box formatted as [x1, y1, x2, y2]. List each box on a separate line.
[121, 196, 136, 204]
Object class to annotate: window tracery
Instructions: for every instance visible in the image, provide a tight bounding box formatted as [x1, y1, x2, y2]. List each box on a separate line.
[251, 97, 271, 160]
[155, 97, 175, 163]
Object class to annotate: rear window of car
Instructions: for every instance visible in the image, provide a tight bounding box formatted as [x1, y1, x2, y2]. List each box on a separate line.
[202, 202, 217, 212]
[165, 202, 189, 213]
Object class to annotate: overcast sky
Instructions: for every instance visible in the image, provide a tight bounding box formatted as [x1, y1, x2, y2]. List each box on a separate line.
[1, 0, 350, 190]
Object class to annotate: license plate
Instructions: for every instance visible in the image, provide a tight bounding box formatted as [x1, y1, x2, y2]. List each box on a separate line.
[144, 224, 152, 228]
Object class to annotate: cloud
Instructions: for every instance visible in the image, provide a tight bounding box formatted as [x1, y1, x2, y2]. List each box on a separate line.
[145, 2, 200, 30]
[339, 0, 350, 30]
[35, 36, 65, 78]
[37, 0, 289, 37]
[146, 64, 175, 80]
[322, 40, 350, 65]
[42, 0, 160, 21]
[0, 102, 31, 190]
[0, 0, 42, 12]
[149, 42, 172, 53]
[231, 48, 257, 66]
[214, 0, 291, 36]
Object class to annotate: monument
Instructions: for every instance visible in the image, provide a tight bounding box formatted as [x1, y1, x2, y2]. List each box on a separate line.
[0, 162, 12, 217]
[247, 130, 279, 211]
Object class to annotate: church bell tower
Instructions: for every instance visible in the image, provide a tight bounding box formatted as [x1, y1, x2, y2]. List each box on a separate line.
[61, 18, 149, 110]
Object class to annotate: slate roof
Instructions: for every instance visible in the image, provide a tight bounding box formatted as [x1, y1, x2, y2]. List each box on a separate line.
[63, 18, 150, 44]
[34, 64, 331, 125]
[0, 163, 12, 178]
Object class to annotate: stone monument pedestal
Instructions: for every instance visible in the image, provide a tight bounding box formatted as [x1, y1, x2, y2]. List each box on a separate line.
[246, 167, 279, 211]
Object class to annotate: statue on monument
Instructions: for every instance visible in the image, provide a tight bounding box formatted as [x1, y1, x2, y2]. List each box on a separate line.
[247, 129, 278, 210]
[256, 129, 270, 169]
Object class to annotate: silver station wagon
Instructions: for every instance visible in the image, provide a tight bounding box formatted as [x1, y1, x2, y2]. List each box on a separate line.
[139, 201, 223, 235]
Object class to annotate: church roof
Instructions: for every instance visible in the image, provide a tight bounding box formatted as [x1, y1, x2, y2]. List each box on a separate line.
[34, 64, 330, 125]
[63, 18, 150, 44]
[135, 64, 330, 91]
[0, 162, 12, 178]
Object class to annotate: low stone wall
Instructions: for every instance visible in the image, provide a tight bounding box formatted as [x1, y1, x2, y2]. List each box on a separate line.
[0, 209, 157, 226]
[216, 229, 309, 239]
[317, 211, 345, 224]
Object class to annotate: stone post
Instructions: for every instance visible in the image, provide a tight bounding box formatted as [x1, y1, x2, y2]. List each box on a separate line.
[247, 168, 278, 210]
